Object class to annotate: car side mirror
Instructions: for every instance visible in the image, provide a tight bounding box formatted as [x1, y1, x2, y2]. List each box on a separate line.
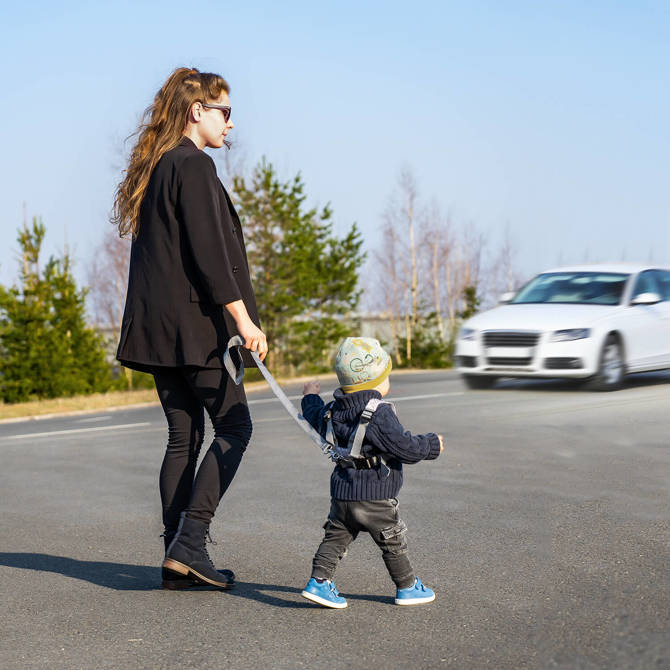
[631, 292, 662, 306]
[499, 292, 515, 304]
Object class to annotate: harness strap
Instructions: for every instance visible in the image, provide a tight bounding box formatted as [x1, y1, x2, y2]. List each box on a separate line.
[348, 399, 380, 459]
[324, 409, 336, 451]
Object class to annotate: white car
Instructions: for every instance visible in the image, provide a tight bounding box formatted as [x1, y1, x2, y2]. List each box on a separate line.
[455, 264, 670, 391]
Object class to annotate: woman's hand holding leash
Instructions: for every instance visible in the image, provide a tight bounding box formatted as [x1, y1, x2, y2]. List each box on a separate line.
[225, 299, 268, 361]
[238, 320, 268, 361]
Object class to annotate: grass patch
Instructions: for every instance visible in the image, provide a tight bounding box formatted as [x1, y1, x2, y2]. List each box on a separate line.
[0, 389, 159, 421]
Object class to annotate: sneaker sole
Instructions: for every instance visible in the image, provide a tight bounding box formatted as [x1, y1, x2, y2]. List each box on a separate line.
[162, 559, 234, 590]
[394, 593, 436, 606]
[301, 589, 348, 609]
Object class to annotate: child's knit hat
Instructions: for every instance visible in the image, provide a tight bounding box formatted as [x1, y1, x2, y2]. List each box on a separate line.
[334, 337, 392, 393]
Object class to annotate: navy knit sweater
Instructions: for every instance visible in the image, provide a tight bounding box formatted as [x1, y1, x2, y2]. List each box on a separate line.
[301, 388, 441, 501]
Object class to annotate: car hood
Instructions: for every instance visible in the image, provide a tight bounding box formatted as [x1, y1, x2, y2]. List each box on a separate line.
[465, 303, 620, 332]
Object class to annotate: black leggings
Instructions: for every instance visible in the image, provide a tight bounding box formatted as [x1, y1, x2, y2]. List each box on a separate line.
[152, 366, 252, 529]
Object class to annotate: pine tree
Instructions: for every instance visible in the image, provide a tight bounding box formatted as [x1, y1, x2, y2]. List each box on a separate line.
[0, 218, 111, 402]
[457, 285, 481, 321]
[232, 160, 365, 373]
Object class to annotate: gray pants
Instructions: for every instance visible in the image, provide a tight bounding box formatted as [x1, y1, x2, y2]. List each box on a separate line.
[311, 498, 415, 589]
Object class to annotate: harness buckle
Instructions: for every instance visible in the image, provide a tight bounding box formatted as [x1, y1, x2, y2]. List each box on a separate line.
[360, 409, 374, 423]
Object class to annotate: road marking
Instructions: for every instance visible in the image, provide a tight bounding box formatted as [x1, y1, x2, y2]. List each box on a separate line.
[76, 415, 112, 423]
[1, 422, 153, 440]
[391, 391, 464, 402]
[250, 393, 462, 427]
[2, 392, 464, 440]
[249, 390, 463, 406]
[249, 393, 333, 405]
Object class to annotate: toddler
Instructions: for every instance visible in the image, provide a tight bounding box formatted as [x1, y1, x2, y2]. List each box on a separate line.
[300, 337, 443, 608]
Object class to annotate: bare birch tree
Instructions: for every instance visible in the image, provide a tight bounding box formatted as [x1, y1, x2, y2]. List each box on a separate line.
[440, 222, 485, 337]
[487, 222, 523, 308]
[371, 170, 521, 366]
[374, 216, 408, 365]
[419, 200, 452, 342]
[378, 167, 419, 362]
[87, 227, 130, 335]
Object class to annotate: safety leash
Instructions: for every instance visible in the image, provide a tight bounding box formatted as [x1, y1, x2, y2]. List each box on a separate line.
[222, 336, 341, 462]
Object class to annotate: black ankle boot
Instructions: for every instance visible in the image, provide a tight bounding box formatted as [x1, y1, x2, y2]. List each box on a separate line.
[161, 527, 236, 590]
[163, 515, 235, 589]
[161, 529, 196, 589]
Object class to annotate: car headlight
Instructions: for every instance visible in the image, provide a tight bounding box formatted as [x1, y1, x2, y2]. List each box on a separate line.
[459, 327, 476, 341]
[549, 328, 591, 342]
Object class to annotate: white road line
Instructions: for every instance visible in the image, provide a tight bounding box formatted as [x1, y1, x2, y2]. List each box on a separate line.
[1, 422, 153, 440]
[391, 391, 464, 402]
[76, 415, 112, 423]
[249, 393, 333, 405]
[249, 390, 463, 406]
[2, 392, 463, 440]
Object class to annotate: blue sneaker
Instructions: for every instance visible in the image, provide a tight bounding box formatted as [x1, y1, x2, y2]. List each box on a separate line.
[301, 578, 348, 609]
[395, 577, 435, 606]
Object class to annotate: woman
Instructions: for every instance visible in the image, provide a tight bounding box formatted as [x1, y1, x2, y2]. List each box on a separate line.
[113, 67, 267, 590]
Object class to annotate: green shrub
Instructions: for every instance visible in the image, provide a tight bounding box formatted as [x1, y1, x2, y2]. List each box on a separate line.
[395, 312, 454, 369]
[0, 219, 113, 403]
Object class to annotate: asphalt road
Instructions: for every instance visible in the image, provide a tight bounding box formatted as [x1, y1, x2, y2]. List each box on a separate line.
[1, 370, 669, 669]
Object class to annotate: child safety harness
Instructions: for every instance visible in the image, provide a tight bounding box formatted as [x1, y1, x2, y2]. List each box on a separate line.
[323, 399, 394, 475]
[222, 336, 392, 474]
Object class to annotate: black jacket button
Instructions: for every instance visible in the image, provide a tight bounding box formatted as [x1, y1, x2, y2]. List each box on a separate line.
[232, 266, 238, 273]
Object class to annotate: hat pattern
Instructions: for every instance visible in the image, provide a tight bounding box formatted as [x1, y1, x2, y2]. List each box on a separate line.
[335, 337, 392, 392]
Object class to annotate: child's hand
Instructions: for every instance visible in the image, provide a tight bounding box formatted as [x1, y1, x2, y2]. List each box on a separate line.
[438, 434, 444, 453]
[303, 380, 321, 395]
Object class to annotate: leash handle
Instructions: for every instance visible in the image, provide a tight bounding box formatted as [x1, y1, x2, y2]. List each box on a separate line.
[223, 335, 249, 385]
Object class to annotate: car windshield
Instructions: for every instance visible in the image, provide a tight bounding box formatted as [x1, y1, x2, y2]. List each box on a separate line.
[511, 272, 629, 305]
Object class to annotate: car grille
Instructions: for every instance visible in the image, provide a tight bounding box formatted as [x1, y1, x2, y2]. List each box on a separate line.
[483, 331, 540, 347]
[486, 357, 532, 366]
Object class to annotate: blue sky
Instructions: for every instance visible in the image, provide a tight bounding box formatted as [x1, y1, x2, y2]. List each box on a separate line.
[1, 0, 669, 290]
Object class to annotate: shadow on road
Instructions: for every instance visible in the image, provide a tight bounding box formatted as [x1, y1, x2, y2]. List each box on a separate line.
[0, 553, 160, 591]
[227, 581, 312, 608]
[0, 553, 394, 607]
[229, 583, 392, 607]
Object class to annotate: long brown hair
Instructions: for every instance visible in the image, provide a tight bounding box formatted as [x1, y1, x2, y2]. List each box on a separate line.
[112, 67, 229, 238]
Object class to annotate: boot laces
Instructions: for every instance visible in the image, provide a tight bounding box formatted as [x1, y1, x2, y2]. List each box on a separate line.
[203, 530, 217, 569]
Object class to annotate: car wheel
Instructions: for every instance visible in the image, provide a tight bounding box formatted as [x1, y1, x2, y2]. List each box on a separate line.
[586, 334, 625, 391]
[462, 374, 498, 390]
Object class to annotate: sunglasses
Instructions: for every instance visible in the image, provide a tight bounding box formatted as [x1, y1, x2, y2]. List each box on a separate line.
[201, 103, 231, 123]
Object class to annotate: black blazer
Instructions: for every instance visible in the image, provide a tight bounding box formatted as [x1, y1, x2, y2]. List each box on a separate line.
[116, 136, 260, 372]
